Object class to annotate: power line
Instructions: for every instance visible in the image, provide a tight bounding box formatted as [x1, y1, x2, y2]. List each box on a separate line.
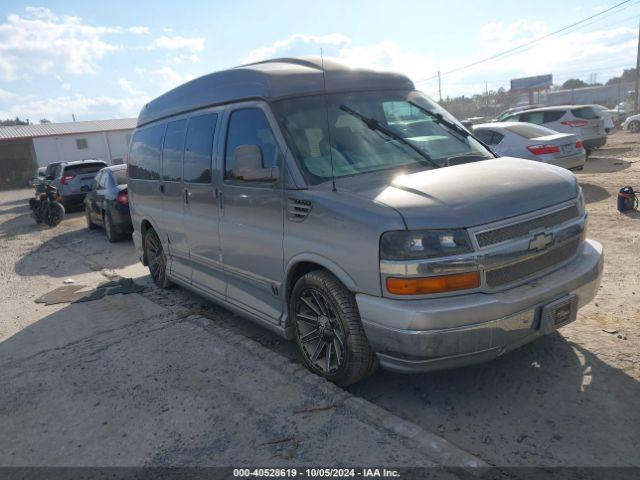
[415, 0, 634, 83]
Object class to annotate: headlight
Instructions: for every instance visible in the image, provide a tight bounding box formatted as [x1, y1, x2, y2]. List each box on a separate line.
[380, 229, 473, 260]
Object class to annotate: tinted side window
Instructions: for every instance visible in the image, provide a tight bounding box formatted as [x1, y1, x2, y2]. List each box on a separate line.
[99, 172, 110, 188]
[519, 112, 545, 125]
[571, 107, 599, 119]
[490, 131, 504, 145]
[473, 130, 494, 145]
[544, 111, 565, 123]
[129, 124, 164, 180]
[184, 114, 217, 183]
[162, 119, 187, 182]
[225, 109, 280, 181]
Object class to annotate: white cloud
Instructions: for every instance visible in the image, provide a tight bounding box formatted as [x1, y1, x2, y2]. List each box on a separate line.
[0, 93, 148, 122]
[136, 66, 186, 89]
[475, 20, 636, 78]
[242, 33, 351, 63]
[241, 33, 438, 91]
[240, 23, 637, 100]
[0, 7, 120, 81]
[118, 78, 144, 95]
[151, 35, 204, 52]
[0, 88, 15, 101]
[129, 26, 150, 34]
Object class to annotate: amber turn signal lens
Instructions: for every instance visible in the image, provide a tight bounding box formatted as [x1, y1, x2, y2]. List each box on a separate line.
[386, 272, 480, 295]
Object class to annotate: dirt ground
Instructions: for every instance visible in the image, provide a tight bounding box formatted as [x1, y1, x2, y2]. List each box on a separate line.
[0, 130, 639, 469]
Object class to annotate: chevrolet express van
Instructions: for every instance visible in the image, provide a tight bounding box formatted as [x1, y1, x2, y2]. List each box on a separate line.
[129, 58, 603, 386]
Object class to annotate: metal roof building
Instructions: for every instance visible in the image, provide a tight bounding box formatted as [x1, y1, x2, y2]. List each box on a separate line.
[0, 118, 136, 189]
[0, 118, 136, 141]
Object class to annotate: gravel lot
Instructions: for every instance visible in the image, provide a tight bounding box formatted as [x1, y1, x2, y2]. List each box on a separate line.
[0, 130, 638, 469]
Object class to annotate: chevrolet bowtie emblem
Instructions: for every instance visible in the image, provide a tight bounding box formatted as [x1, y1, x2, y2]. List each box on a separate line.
[529, 232, 553, 251]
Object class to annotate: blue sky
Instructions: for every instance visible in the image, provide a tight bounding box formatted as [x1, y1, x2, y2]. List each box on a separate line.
[0, 0, 637, 122]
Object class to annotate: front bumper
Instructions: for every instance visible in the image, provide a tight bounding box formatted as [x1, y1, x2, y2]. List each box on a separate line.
[357, 239, 603, 373]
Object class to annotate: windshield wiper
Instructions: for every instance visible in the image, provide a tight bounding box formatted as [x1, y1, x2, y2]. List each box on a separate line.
[408, 101, 497, 157]
[339, 104, 442, 169]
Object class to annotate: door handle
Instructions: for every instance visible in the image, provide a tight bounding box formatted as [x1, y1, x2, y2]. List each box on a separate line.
[184, 188, 190, 204]
[216, 188, 223, 209]
[159, 184, 164, 193]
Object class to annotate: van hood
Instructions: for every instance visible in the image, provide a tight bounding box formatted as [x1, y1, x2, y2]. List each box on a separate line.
[346, 158, 578, 229]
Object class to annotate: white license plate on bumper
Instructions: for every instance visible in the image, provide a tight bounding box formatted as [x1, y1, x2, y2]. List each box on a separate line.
[539, 294, 578, 335]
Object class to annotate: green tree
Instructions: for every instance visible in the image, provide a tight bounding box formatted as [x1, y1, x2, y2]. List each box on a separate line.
[0, 117, 29, 126]
[606, 68, 636, 85]
[562, 78, 588, 89]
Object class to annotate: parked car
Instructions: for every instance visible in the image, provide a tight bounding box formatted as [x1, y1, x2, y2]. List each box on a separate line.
[473, 122, 586, 171]
[586, 104, 615, 133]
[128, 58, 603, 386]
[494, 104, 543, 122]
[29, 167, 47, 187]
[49, 159, 107, 208]
[84, 164, 132, 242]
[622, 113, 640, 133]
[501, 105, 607, 151]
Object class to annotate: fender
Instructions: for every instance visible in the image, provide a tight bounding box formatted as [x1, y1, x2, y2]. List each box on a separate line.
[284, 253, 358, 294]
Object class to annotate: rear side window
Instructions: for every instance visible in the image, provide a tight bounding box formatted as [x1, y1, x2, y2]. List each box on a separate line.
[183, 114, 217, 183]
[112, 168, 127, 185]
[224, 108, 281, 181]
[543, 111, 565, 123]
[129, 124, 164, 180]
[571, 107, 599, 119]
[162, 119, 187, 182]
[519, 112, 545, 125]
[506, 123, 557, 139]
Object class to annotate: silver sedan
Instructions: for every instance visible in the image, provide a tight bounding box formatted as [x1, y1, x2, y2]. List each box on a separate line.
[473, 122, 586, 171]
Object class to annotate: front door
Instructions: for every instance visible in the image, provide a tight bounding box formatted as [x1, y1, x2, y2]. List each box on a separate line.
[219, 104, 285, 324]
[182, 112, 226, 299]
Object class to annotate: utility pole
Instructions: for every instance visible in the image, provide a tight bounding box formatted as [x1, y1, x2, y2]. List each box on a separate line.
[635, 17, 640, 113]
[437, 70, 442, 103]
[485, 81, 489, 110]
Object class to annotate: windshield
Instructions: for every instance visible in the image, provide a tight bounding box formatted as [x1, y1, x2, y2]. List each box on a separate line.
[272, 90, 493, 184]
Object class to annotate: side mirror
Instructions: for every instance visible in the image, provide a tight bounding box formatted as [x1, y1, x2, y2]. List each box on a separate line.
[233, 144, 279, 182]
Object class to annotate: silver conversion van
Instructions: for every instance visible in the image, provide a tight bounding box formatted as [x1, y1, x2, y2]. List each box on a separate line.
[129, 58, 603, 386]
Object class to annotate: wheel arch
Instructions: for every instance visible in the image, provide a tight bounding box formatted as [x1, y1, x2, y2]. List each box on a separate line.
[284, 254, 358, 305]
[139, 217, 162, 266]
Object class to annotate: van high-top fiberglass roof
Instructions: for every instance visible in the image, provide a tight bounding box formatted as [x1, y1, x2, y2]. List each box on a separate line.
[136, 57, 414, 127]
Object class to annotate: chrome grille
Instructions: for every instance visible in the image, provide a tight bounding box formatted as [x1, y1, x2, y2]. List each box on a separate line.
[485, 237, 581, 288]
[476, 205, 580, 248]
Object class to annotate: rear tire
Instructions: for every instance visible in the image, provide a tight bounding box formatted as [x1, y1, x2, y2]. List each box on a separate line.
[290, 270, 377, 386]
[628, 121, 640, 133]
[45, 202, 64, 227]
[144, 228, 172, 288]
[104, 211, 121, 243]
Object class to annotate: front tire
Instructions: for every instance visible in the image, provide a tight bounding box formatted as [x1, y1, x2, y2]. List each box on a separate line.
[144, 228, 172, 288]
[85, 206, 96, 230]
[628, 120, 640, 133]
[290, 270, 377, 386]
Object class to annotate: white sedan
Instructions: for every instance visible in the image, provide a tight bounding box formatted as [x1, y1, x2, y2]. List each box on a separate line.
[622, 113, 640, 133]
[472, 122, 586, 171]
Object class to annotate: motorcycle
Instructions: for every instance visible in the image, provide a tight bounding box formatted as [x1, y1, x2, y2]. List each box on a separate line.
[29, 184, 65, 227]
